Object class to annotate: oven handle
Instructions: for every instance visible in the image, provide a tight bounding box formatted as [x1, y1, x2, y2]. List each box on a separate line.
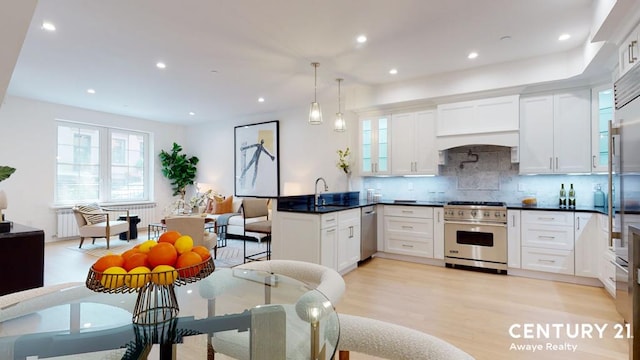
[444, 221, 507, 228]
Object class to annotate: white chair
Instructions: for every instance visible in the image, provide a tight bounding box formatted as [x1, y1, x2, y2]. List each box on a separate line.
[165, 216, 218, 258]
[210, 260, 346, 359]
[337, 313, 475, 360]
[72, 204, 130, 249]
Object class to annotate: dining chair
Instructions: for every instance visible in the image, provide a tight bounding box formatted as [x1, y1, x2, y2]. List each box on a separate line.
[240, 198, 271, 262]
[165, 216, 218, 259]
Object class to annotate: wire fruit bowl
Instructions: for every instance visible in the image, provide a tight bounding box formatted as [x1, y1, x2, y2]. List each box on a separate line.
[86, 257, 215, 325]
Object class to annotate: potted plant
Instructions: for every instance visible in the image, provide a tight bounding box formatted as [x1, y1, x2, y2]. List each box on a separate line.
[159, 143, 199, 203]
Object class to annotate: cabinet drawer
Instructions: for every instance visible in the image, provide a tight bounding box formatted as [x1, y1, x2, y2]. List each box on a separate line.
[384, 206, 433, 218]
[522, 211, 574, 227]
[521, 226, 574, 250]
[338, 208, 360, 222]
[320, 213, 338, 229]
[385, 217, 433, 237]
[521, 247, 574, 275]
[386, 238, 433, 258]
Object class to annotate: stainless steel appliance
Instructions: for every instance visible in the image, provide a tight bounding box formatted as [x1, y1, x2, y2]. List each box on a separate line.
[360, 205, 377, 261]
[443, 201, 508, 273]
[612, 63, 640, 359]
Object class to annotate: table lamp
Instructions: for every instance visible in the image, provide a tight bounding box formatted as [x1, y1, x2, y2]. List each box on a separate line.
[0, 190, 9, 232]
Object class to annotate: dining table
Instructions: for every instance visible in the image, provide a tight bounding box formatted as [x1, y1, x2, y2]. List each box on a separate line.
[0, 267, 340, 359]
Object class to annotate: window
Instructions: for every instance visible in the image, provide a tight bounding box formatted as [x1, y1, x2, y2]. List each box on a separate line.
[56, 121, 150, 204]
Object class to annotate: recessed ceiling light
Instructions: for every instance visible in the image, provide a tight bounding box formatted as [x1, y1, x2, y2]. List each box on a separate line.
[558, 33, 571, 41]
[258, 97, 265, 102]
[468, 52, 478, 59]
[41, 22, 56, 32]
[156, 62, 166, 69]
[357, 35, 367, 43]
[86, 89, 95, 94]
[389, 68, 398, 75]
[189, 111, 195, 116]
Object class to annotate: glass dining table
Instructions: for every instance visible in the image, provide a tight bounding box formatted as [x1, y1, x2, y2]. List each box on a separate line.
[0, 268, 340, 360]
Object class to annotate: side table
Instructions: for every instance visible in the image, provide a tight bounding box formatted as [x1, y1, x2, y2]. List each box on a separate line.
[0, 223, 44, 295]
[119, 214, 140, 240]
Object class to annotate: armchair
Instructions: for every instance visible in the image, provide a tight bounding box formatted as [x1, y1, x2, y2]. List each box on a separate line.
[165, 216, 218, 259]
[72, 204, 130, 249]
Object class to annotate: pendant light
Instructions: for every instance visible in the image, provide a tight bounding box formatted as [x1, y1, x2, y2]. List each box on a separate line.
[308, 62, 323, 124]
[334, 78, 346, 132]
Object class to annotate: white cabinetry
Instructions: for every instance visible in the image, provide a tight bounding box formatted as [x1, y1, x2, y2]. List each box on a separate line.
[507, 210, 521, 268]
[337, 209, 361, 273]
[436, 95, 519, 136]
[360, 115, 390, 175]
[433, 208, 444, 260]
[574, 213, 599, 278]
[384, 206, 434, 258]
[274, 209, 360, 274]
[619, 22, 640, 78]
[521, 211, 575, 275]
[391, 110, 437, 175]
[519, 90, 591, 174]
[601, 249, 617, 298]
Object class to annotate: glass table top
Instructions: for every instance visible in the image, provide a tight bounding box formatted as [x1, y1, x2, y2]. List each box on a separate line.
[0, 268, 339, 360]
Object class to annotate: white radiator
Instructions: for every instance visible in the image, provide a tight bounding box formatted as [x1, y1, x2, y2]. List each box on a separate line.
[56, 203, 157, 239]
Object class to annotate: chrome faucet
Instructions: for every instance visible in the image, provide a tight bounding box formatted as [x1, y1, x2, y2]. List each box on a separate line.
[314, 177, 328, 207]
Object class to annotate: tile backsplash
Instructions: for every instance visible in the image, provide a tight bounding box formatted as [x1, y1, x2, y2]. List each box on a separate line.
[362, 145, 640, 207]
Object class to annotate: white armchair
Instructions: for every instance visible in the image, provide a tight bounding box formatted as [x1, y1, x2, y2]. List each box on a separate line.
[72, 204, 130, 249]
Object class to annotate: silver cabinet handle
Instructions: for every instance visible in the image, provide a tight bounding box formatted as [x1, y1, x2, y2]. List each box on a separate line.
[539, 259, 556, 263]
[512, 215, 516, 227]
[549, 157, 553, 170]
[401, 244, 414, 248]
[538, 217, 555, 221]
[555, 157, 559, 170]
[631, 41, 638, 62]
[630, 43, 634, 64]
[401, 210, 414, 214]
[401, 225, 414, 230]
[326, 228, 336, 233]
[593, 155, 597, 168]
[577, 217, 581, 231]
[325, 218, 336, 223]
[538, 236, 556, 240]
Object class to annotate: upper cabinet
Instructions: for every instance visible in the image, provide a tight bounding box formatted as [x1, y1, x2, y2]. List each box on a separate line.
[391, 110, 437, 175]
[519, 89, 591, 174]
[436, 95, 519, 136]
[360, 115, 390, 175]
[619, 22, 640, 78]
[591, 85, 613, 173]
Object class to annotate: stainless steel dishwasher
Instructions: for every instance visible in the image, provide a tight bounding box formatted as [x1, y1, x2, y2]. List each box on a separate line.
[360, 205, 377, 261]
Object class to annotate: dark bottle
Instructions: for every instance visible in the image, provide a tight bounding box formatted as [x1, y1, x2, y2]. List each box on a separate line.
[559, 184, 566, 207]
[568, 183, 576, 208]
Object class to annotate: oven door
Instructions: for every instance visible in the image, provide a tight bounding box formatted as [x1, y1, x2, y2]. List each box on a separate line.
[444, 221, 507, 264]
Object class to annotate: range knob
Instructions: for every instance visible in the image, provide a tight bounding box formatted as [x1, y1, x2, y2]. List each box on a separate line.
[484, 211, 490, 217]
[470, 210, 477, 217]
[494, 211, 501, 218]
[458, 210, 464, 216]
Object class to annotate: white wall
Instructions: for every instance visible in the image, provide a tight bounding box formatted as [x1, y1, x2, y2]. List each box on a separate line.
[186, 91, 359, 198]
[0, 96, 186, 241]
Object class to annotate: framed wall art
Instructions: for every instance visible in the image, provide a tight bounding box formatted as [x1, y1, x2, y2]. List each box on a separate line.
[234, 120, 280, 198]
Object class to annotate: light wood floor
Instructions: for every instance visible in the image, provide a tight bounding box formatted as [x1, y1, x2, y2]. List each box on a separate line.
[43, 237, 628, 360]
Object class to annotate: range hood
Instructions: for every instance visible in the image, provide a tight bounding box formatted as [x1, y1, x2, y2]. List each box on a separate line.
[435, 131, 519, 152]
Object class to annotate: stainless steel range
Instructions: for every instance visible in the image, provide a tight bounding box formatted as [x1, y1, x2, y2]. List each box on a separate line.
[443, 201, 508, 273]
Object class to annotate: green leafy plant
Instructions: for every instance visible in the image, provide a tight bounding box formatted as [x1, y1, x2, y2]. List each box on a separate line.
[336, 147, 351, 175]
[0, 166, 16, 182]
[159, 143, 199, 199]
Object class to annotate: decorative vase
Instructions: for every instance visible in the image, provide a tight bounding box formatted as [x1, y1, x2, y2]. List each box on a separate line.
[347, 173, 352, 191]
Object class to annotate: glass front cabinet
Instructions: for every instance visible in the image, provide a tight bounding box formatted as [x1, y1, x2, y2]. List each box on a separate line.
[359, 115, 390, 176]
[591, 84, 614, 173]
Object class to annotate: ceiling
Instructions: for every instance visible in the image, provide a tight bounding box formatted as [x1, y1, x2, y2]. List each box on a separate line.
[6, 0, 597, 125]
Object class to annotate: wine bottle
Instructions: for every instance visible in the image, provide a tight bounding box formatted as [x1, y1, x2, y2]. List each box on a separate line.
[568, 183, 576, 208]
[559, 184, 566, 208]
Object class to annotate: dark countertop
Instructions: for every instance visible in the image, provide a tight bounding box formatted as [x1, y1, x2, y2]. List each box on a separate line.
[276, 192, 640, 215]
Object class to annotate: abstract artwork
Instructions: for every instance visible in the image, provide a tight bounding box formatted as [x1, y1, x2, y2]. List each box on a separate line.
[234, 120, 280, 198]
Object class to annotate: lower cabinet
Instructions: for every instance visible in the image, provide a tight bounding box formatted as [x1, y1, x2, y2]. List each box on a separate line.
[383, 206, 434, 258]
[574, 213, 599, 278]
[521, 211, 575, 275]
[433, 208, 444, 260]
[274, 209, 360, 274]
[600, 249, 617, 298]
[507, 210, 521, 268]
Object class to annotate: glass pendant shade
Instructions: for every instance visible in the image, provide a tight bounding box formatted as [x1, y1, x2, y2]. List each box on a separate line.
[333, 78, 346, 132]
[309, 101, 323, 124]
[308, 62, 322, 125]
[334, 112, 346, 132]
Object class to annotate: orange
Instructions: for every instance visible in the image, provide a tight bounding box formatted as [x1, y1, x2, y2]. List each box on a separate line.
[147, 242, 178, 268]
[125, 266, 151, 288]
[100, 266, 127, 288]
[151, 265, 178, 285]
[175, 251, 203, 278]
[158, 230, 181, 245]
[123, 252, 149, 271]
[174, 235, 194, 254]
[121, 248, 140, 261]
[191, 245, 211, 261]
[93, 254, 125, 272]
